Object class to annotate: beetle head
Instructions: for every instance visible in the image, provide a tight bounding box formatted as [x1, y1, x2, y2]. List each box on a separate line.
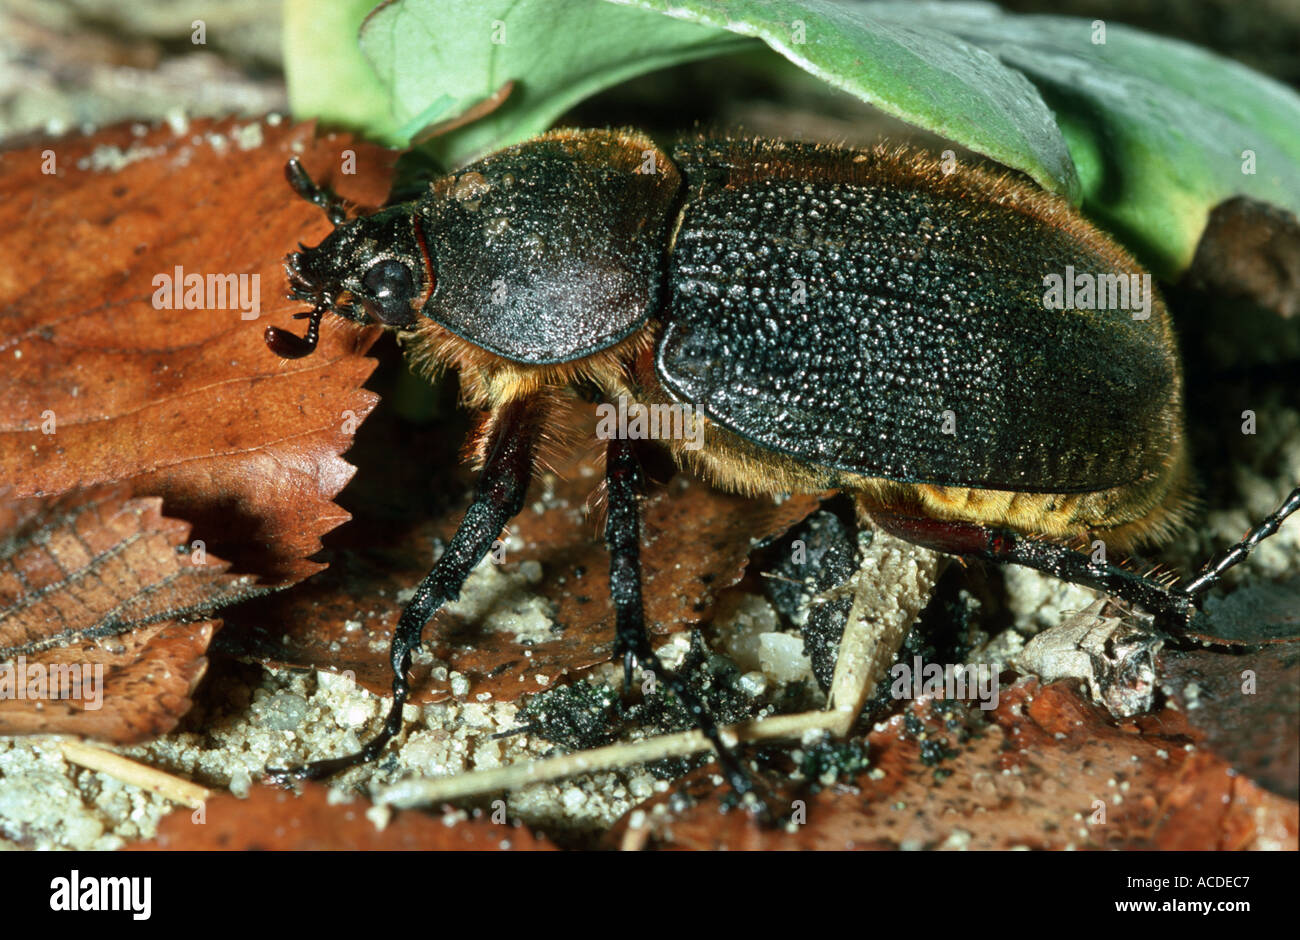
[266, 160, 433, 359]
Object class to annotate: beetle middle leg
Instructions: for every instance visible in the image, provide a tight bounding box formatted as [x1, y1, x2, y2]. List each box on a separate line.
[269, 395, 546, 782]
[604, 435, 757, 799]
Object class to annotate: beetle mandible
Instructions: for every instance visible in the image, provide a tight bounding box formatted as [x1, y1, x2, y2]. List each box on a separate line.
[265, 128, 1300, 794]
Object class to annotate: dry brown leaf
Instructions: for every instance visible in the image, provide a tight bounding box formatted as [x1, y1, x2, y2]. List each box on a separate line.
[124, 782, 555, 850]
[0, 486, 251, 742]
[1183, 197, 1300, 318]
[1161, 645, 1300, 801]
[1159, 579, 1300, 799]
[606, 679, 1298, 850]
[0, 115, 393, 586]
[221, 399, 822, 702]
[1184, 577, 1300, 646]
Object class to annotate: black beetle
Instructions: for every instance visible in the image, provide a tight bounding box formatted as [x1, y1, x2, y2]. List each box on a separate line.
[266, 128, 1299, 794]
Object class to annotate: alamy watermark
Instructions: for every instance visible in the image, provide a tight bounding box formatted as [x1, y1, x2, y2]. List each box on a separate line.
[50, 870, 150, 920]
[151, 265, 260, 319]
[889, 656, 999, 711]
[595, 394, 704, 451]
[1042, 265, 1152, 320]
[0, 657, 104, 710]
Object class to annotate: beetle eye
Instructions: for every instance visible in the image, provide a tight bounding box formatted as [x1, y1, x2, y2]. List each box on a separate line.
[361, 258, 417, 326]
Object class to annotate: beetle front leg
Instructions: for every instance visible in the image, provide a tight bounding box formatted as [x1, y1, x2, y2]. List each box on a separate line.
[604, 437, 756, 799]
[270, 396, 546, 783]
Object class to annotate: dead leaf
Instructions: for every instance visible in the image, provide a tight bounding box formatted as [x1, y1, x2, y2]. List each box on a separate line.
[123, 782, 555, 850]
[0, 116, 392, 586]
[0, 486, 252, 742]
[1161, 645, 1300, 801]
[606, 680, 1298, 850]
[1185, 577, 1300, 646]
[1159, 578, 1300, 799]
[1183, 197, 1300, 318]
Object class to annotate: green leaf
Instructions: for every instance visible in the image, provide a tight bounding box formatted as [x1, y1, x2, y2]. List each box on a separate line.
[863, 2, 1300, 276]
[303, 0, 1300, 278]
[614, 0, 1300, 276]
[357, 0, 753, 167]
[611, 0, 1082, 201]
[284, 0, 404, 146]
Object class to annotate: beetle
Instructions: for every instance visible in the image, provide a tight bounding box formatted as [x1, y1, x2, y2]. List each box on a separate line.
[265, 127, 1299, 794]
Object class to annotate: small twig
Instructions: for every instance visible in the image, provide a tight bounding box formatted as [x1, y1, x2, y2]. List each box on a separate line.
[619, 813, 650, 852]
[59, 739, 210, 809]
[826, 532, 940, 735]
[377, 709, 846, 808]
[758, 570, 804, 587]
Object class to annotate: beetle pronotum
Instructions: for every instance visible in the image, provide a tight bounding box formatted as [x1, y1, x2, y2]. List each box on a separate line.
[266, 128, 1299, 795]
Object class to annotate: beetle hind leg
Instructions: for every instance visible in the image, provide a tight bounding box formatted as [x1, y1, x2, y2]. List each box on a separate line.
[604, 436, 759, 801]
[1177, 485, 1300, 597]
[868, 484, 1300, 629]
[868, 510, 1196, 627]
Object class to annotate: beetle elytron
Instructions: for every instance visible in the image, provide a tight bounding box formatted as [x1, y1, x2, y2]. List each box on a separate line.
[265, 128, 1299, 794]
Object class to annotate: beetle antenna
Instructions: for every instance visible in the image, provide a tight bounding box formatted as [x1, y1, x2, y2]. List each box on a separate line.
[285, 157, 348, 226]
[1177, 485, 1300, 597]
[264, 302, 326, 359]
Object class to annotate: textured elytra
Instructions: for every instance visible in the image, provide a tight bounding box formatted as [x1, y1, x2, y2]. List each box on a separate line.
[656, 140, 1182, 494]
[419, 129, 681, 364]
